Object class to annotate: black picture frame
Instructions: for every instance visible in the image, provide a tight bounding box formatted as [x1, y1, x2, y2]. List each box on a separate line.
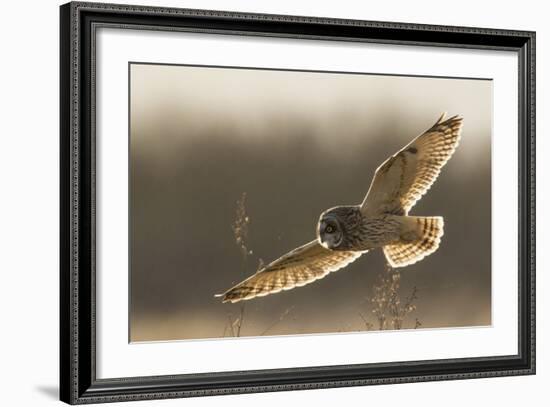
[60, 1, 536, 404]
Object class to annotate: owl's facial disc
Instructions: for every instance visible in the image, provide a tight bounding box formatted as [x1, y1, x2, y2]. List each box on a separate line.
[318, 216, 344, 250]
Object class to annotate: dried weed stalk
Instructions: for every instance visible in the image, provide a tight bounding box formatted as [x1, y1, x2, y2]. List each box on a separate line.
[360, 263, 420, 331]
[223, 193, 294, 338]
[232, 192, 252, 261]
[230, 193, 251, 337]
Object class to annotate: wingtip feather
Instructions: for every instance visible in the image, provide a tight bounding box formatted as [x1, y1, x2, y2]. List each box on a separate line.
[214, 292, 233, 303]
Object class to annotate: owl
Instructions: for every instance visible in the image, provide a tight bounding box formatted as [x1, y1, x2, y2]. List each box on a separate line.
[217, 113, 463, 303]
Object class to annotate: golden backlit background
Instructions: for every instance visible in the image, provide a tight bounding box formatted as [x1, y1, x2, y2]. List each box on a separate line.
[129, 63, 492, 342]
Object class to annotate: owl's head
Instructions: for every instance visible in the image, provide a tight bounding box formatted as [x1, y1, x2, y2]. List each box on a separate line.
[317, 206, 362, 250]
[317, 212, 345, 250]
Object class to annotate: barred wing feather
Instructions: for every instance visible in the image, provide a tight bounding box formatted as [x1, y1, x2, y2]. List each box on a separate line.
[361, 114, 463, 216]
[217, 240, 366, 303]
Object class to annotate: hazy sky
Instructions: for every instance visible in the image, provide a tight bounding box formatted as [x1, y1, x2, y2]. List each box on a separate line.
[129, 63, 492, 342]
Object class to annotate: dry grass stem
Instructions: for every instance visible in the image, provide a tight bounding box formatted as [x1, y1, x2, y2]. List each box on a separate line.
[260, 306, 295, 336]
[223, 192, 295, 337]
[360, 262, 421, 331]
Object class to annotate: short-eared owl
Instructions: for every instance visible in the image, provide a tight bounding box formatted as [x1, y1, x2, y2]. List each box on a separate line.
[217, 113, 463, 303]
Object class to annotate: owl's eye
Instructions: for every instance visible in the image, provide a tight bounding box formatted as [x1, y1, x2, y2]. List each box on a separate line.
[325, 225, 334, 234]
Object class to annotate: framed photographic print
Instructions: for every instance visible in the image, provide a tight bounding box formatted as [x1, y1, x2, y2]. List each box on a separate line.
[60, 1, 536, 404]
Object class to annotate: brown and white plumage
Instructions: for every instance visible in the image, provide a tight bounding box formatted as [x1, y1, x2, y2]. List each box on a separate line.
[218, 241, 365, 303]
[217, 114, 463, 303]
[382, 216, 445, 268]
[361, 113, 463, 217]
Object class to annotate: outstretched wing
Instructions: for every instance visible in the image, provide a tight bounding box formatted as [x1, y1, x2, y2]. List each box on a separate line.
[217, 240, 366, 303]
[360, 114, 463, 216]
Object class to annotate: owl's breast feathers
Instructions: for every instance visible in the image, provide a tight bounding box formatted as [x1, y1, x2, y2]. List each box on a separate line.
[340, 213, 402, 251]
[324, 206, 400, 251]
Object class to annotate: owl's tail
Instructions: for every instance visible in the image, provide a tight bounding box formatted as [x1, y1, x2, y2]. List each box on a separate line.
[383, 216, 444, 268]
